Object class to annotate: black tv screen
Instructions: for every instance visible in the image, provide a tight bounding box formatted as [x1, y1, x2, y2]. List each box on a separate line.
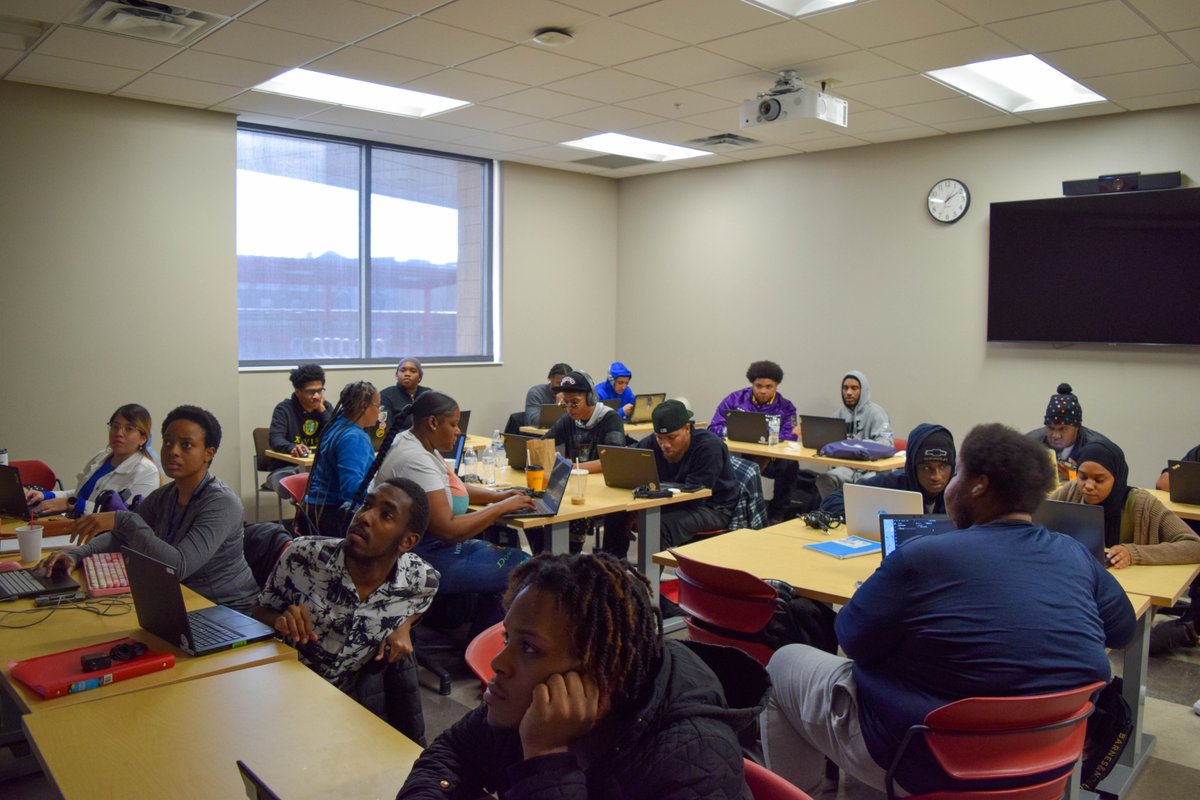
[988, 188, 1200, 346]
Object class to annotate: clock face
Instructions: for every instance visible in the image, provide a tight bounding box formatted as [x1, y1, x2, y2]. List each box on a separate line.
[927, 178, 970, 224]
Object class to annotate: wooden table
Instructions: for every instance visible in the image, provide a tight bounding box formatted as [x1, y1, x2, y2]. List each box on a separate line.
[265, 448, 313, 467]
[1146, 488, 1200, 521]
[723, 439, 906, 472]
[519, 421, 706, 438]
[22, 659, 422, 800]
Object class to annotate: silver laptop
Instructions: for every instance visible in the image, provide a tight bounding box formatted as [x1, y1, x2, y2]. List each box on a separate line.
[843, 483, 923, 539]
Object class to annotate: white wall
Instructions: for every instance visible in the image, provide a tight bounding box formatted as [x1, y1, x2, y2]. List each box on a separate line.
[0, 82, 240, 490]
[615, 105, 1200, 483]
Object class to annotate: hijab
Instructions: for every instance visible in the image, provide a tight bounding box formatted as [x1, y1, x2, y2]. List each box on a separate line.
[1074, 439, 1130, 547]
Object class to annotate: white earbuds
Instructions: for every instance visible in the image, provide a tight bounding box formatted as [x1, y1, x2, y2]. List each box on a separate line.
[971, 485, 983, 496]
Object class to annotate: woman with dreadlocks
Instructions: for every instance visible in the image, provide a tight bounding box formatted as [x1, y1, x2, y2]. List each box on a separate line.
[300, 381, 381, 537]
[398, 552, 769, 799]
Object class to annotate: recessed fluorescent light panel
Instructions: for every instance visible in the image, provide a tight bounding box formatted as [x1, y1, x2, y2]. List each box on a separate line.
[254, 69, 469, 118]
[925, 55, 1105, 113]
[561, 133, 710, 162]
[742, 0, 862, 18]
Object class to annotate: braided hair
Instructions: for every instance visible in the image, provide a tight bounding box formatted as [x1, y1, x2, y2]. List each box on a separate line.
[305, 382, 379, 526]
[503, 553, 663, 709]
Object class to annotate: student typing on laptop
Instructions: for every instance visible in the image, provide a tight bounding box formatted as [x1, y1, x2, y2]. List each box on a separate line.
[252, 478, 438, 694]
[25, 403, 162, 517]
[820, 423, 955, 517]
[595, 361, 635, 420]
[39, 405, 259, 612]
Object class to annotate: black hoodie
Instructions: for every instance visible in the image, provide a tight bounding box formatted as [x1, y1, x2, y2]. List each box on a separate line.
[820, 423, 955, 516]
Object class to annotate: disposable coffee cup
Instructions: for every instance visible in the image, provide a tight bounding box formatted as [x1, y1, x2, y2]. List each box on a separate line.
[526, 465, 545, 492]
[16, 525, 44, 563]
[570, 469, 588, 505]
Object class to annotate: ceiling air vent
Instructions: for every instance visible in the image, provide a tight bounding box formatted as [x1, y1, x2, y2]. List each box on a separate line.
[686, 133, 761, 151]
[69, 1, 226, 46]
[571, 154, 656, 169]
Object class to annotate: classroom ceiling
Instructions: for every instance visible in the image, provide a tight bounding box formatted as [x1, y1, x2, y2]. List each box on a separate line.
[2, 0, 1199, 177]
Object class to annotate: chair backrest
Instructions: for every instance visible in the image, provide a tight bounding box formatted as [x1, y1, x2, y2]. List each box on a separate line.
[11, 459, 59, 492]
[893, 437, 908, 452]
[252, 428, 273, 472]
[919, 681, 1105, 782]
[278, 472, 309, 504]
[670, 549, 777, 635]
[728, 456, 767, 531]
[743, 759, 815, 800]
[464, 621, 505, 691]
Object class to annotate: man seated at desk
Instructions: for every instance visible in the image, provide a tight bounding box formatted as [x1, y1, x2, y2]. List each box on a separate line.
[708, 359, 800, 522]
[1026, 382, 1111, 482]
[602, 400, 738, 558]
[816, 370, 894, 498]
[761, 423, 1135, 798]
[252, 477, 438, 695]
[820, 423, 955, 516]
[41, 405, 260, 612]
[523, 362, 571, 426]
[595, 361, 635, 420]
[266, 363, 332, 495]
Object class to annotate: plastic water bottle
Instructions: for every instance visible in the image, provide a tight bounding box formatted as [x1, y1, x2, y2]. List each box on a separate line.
[767, 415, 781, 447]
[481, 442, 496, 485]
[880, 420, 894, 446]
[495, 437, 507, 478]
[463, 445, 478, 478]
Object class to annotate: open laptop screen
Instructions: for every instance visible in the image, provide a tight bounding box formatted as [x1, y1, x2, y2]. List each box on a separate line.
[879, 514, 956, 558]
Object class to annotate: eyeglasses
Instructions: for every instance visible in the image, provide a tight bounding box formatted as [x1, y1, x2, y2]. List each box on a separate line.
[108, 422, 142, 435]
[300, 387, 326, 396]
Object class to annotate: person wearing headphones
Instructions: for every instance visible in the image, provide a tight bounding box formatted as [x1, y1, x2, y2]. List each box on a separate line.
[596, 361, 635, 420]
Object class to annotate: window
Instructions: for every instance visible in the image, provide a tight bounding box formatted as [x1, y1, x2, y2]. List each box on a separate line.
[236, 125, 494, 366]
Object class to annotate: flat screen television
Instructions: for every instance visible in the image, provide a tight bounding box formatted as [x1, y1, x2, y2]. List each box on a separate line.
[987, 187, 1200, 346]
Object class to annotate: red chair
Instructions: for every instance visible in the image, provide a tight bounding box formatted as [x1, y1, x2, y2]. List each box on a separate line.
[278, 473, 312, 534]
[669, 549, 778, 666]
[11, 460, 61, 492]
[885, 681, 1105, 800]
[744, 759, 815, 799]
[893, 437, 908, 453]
[464, 621, 505, 693]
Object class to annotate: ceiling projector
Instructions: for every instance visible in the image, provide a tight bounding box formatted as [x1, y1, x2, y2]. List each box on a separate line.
[739, 71, 848, 129]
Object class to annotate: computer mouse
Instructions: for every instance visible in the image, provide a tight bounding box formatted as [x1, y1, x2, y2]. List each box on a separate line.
[0, 560, 22, 572]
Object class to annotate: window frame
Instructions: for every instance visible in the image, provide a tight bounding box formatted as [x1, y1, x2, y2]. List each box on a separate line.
[235, 123, 498, 369]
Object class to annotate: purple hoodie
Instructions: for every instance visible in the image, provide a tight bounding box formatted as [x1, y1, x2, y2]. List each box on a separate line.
[708, 387, 798, 441]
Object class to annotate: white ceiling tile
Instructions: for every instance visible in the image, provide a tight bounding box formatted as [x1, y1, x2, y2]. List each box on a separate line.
[689, 71, 780, 102]
[184, 0, 259, 15]
[155, 50, 285, 87]
[436, 104, 542, 131]
[803, 0, 974, 49]
[1125, 0, 1200, 32]
[793, 49, 912, 87]
[354, 1, 455, 17]
[213, 89, 335, 117]
[0, 0, 85, 24]
[509, 143, 600, 162]
[872, 27, 1024, 73]
[699, 20, 856, 71]
[116, 73, 242, 106]
[545, 68, 673, 103]
[726, 144, 798, 160]
[555, 18, 682, 66]
[679, 105, 749, 130]
[555, 104, 667, 131]
[402, 68, 528, 101]
[1041, 35, 1188, 79]
[617, 46, 756, 86]
[1015, 100, 1123, 122]
[241, 0, 407, 42]
[989, 1, 1157, 53]
[484, 87, 601, 116]
[855, 124, 942, 144]
[307, 105, 482, 140]
[624, 118, 724, 143]
[618, 87, 734, 118]
[455, 130, 545, 151]
[458, 45, 597, 84]
[231, 113, 362, 137]
[0, 47, 24, 73]
[425, 0, 597, 44]
[936, 0, 1096, 25]
[7, 52, 139, 92]
[845, 107, 928, 133]
[1084, 63, 1200, 99]
[792, 133, 868, 152]
[35, 27, 179, 71]
[890, 96, 1007, 124]
[552, 0, 655, 16]
[192, 21, 339, 66]
[932, 115, 1029, 133]
[1119, 87, 1200, 109]
[1168, 27, 1200, 60]
[358, 18, 510, 66]
[837, 74, 959, 107]
[613, 0, 781, 45]
[307, 46, 440, 86]
[500, 118, 595, 142]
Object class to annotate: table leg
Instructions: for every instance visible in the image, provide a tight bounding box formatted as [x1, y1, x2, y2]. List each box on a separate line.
[1095, 608, 1155, 798]
[636, 507, 662, 602]
[549, 521, 570, 555]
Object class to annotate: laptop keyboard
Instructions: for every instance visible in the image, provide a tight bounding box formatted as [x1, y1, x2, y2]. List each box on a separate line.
[0, 570, 42, 596]
[187, 613, 243, 649]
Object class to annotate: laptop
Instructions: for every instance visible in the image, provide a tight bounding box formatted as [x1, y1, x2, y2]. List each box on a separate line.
[457, 409, 471, 436]
[238, 761, 283, 800]
[879, 514, 956, 558]
[629, 393, 666, 424]
[439, 433, 468, 466]
[599, 445, 661, 489]
[1167, 460, 1200, 505]
[0, 464, 66, 519]
[122, 547, 274, 656]
[1033, 499, 1106, 565]
[724, 410, 770, 444]
[600, 398, 620, 410]
[0, 564, 79, 601]
[537, 404, 567, 428]
[800, 415, 848, 451]
[843, 483, 924, 540]
[503, 433, 535, 470]
[500, 457, 572, 518]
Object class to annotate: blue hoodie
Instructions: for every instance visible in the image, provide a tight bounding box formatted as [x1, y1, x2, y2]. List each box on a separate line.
[820, 423, 956, 515]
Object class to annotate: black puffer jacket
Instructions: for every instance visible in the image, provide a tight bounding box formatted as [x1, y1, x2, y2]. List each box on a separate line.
[396, 640, 769, 800]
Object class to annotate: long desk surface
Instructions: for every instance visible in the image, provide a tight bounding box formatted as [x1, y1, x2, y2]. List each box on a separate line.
[1147, 488, 1200, 521]
[22, 658, 422, 800]
[0, 554, 296, 714]
[723, 439, 906, 472]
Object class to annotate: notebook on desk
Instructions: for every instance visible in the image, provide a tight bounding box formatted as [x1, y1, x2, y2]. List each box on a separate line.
[1032, 499, 1106, 566]
[843, 483, 923, 540]
[1167, 460, 1200, 505]
[799, 415, 848, 451]
[629, 393, 666, 424]
[122, 547, 274, 656]
[724, 410, 770, 444]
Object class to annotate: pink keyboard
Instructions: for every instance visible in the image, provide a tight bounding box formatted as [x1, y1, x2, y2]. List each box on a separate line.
[83, 552, 129, 597]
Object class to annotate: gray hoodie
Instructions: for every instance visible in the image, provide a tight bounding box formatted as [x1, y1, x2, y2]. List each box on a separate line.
[835, 369, 894, 445]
